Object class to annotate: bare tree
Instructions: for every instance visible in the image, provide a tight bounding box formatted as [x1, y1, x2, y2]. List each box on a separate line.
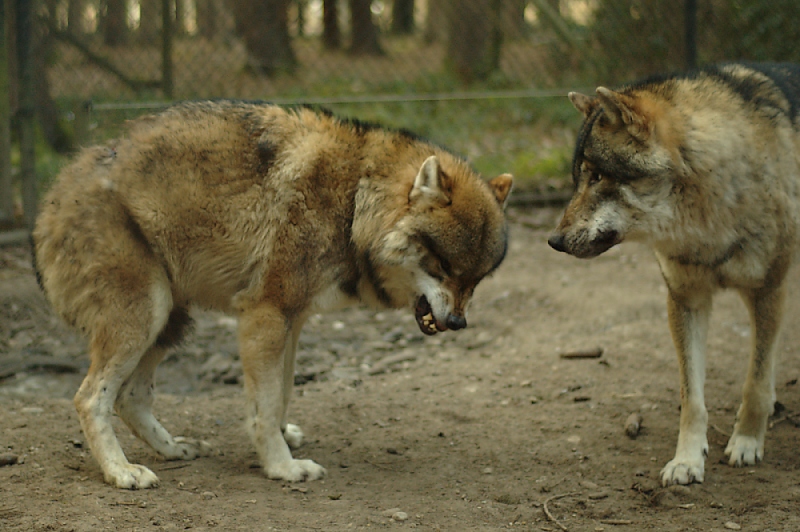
[349, 0, 383, 55]
[230, 0, 297, 73]
[446, 0, 502, 81]
[67, 0, 86, 34]
[138, 0, 160, 43]
[391, 0, 414, 34]
[423, 0, 445, 43]
[103, 0, 129, 46]
[323, 0, 340, 49]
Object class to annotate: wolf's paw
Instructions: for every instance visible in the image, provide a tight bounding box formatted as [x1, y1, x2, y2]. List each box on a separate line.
[660, 457, 705, 486]
[725, 433, 763, 466]
[105, 463, 160, 490]
[165, 437, 213, 461]
[265, 459, 326, 482]
[283, 424, 304, 449]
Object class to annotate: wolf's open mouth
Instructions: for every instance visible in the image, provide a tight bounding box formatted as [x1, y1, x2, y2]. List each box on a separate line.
[415, 295, 446, 336]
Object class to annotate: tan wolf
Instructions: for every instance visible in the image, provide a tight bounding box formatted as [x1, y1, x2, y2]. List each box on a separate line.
[548, 63, 800, 486]
[32, 100, 513, 489]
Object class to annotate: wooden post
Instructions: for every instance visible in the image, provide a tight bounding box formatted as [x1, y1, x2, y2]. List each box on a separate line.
[0, 0, 13, 225]
[17, 0, 36, 229]
[161, 0, 173, 99]
[685, 0, 697, 70]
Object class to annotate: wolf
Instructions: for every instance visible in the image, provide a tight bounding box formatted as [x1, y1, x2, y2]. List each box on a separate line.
[32, 100, 513, 489]
[548, 63, 800, 486]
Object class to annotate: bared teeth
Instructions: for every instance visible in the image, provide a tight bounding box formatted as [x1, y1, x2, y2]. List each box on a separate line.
[421, 312, 436, 332]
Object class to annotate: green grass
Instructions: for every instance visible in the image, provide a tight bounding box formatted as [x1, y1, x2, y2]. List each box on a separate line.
[42, 88, 582, 195]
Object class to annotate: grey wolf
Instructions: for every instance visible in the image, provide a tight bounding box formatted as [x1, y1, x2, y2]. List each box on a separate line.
[32, 100, 513, 489]
[548, 63, 800, 485]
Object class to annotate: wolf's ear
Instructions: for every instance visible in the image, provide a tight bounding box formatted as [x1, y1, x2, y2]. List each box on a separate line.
[595, 87, 651, 142]
[488, 174, 513, 209]
[410, 155, 449, 205]
[568, 92, 597, 117]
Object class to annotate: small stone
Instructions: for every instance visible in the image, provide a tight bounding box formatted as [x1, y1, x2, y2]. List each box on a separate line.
[0, 453, 19, 467]
[392, 512, 408, 522]
[382, 508, 402, 517]
[482, 467, 493, 475]
[579, 480, 599, 489]
[202, 491, 216, 500]
[724, 522, 741, 530]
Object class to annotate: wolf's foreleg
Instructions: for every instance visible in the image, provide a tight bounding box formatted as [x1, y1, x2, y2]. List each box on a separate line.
[239, 304, 326, 482]
[660, 289, 711, 486]
[726, 282, 785, 466]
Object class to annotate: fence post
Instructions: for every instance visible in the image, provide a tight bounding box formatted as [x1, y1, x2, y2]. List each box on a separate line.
[17, 0, 36, 229]
[685, 0, 697, 70]
[162, 0, 173, 99]
[0, 0, 13, 225]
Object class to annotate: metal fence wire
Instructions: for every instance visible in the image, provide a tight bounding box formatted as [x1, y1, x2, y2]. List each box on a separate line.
[37, 0, 800, 102]
[1, 0, 800, 232]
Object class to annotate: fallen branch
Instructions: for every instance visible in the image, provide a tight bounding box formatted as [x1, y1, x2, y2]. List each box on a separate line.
[559, 347, 603, 359]
[49, 27, 161, 94]
[542, 491, 579, 532]
[367, 352, 417, 375]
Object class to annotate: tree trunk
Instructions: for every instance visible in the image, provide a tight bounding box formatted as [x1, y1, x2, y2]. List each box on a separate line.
[103, 0, 129, 47]
[502, 0, 527, 39]
[423, 0, 444, 43]
[322, 0, 340, 49]
[196, 0, 223, 40]
[138, 0, 160, 42]
[67, 0, 86, 34]
[174, 0, 185, 35]
[35, 16, 73, 154]
[230, 0, 296, 73]
[391, 0, 414, 35]
[446, 0, 502, 81]
[349, 0, 383, 55]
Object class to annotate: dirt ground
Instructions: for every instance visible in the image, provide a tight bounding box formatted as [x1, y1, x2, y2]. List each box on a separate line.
[2, 207, 800, 531]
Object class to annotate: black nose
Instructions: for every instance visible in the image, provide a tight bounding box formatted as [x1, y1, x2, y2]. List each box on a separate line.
[548, 233, 567, 253]
[446, 314, 467, 330]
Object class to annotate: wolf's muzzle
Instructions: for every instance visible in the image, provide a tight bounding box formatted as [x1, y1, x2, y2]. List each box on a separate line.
[547, 233, 567, 253]
[445, 314, 467, 331]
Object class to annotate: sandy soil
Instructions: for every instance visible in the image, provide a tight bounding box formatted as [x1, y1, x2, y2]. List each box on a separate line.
[1, 208, 799, 531]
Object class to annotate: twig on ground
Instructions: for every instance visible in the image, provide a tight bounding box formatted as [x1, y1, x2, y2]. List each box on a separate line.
[367, 353, 417, 375]
[558, 347, 603, 359]
[710, 424, 731, 438]
[542, 491, 579, 532]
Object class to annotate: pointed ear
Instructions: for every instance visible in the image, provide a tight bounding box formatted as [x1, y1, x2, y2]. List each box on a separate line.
[595, 87, 651, 142]
[410, 155, 449, 205]
[568, 92, 597, 117]
[488, 173, 513, 209]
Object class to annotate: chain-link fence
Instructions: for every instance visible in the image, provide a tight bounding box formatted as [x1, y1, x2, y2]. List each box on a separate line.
[2, 0, 800, 232]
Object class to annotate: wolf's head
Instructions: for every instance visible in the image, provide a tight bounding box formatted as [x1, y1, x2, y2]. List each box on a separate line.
[364, 155, 512, 336]
[549, 86, 687, 258]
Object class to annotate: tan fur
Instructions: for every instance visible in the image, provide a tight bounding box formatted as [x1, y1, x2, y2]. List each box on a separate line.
[551, 63, 800, 486]
[33, 101, 513, 489]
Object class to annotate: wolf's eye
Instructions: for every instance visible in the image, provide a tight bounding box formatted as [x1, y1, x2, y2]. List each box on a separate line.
[588, 171, 603, 185]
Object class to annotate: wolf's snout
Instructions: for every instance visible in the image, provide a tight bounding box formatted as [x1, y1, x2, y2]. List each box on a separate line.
[446, 314, 467, 331]
[547, 233, 567, 253]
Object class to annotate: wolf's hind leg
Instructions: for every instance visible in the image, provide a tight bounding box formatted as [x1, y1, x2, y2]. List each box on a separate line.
[660, 289, 711, 486]
[115, 339, 212, 461]
[74, 279, 174, 489]
[725, 283, 785, 467]
[281, 318, 306, 450]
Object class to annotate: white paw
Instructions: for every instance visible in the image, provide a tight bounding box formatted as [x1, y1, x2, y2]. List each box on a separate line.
[661, 455, 705, 486]
[167, 437, 213, 460]
[105, 463, 160, 490]
[265, 459, 326, 482]
[283, 424, 304, 450]
[725, 433, 763, 466]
